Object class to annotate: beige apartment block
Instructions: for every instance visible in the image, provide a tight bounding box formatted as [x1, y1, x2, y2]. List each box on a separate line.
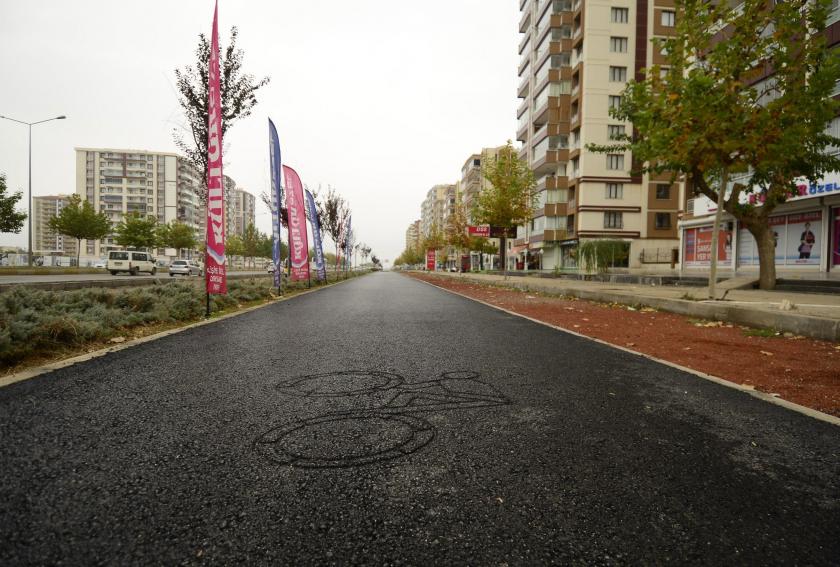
[32, 195, 78, 257]
[516, 0, 681, 271]
[421, 184, 455, 237]
[75, 148, 204, 259]
[460, 146, 504, 223]
[74, 148, 249, 259]
[229, 185, 256, 238]
[405, 220, 421, 252]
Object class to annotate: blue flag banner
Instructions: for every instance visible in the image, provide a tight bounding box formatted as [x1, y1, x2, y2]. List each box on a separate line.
[268, 118, 283, 289]
[305, 189, 327, 281]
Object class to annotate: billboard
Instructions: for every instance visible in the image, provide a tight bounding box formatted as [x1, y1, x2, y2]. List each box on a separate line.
[426, 249, 436, 271]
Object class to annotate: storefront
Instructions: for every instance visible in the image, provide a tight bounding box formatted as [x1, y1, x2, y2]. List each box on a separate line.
[678, 173, 840, 274]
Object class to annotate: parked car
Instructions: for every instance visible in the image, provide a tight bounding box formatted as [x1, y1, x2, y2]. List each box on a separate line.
[168, 260, 202, 277]
[107, 251, 157, 276]
[93, 259, 107, 269]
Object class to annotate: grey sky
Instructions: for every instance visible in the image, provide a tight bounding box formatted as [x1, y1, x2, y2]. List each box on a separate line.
[0, 0, 520, 263]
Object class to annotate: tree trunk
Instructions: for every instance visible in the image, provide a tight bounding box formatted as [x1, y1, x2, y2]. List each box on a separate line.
[77, 238, 82, 268]
[747, 221, 778, 290]
[708, 167, 730, 299]
[500, 236, 507, 275]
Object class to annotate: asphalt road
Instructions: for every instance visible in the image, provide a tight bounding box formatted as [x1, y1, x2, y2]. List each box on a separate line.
[1, 272, 838, 565]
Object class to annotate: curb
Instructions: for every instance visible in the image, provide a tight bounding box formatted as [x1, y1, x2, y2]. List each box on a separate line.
[428, 273, 840, 342]
[0, 276, 356, 390]
[411, 275, 840, 428]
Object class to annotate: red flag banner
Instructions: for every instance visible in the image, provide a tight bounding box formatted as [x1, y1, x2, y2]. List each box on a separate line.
[426, 249, 436, 271]
[282, 165, 311, 281]
[205, 0, 226, 294]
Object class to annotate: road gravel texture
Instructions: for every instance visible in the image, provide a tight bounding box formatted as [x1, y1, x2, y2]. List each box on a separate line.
[0, 272, 838, 565]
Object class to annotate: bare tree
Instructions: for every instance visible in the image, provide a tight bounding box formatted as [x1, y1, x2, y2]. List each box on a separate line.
[317, 186, 349, 270]
[173, 27, 270, 201]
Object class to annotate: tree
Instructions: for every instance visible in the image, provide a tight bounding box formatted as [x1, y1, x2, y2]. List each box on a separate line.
[242, 223, 259, 268]
[226, 234, 244, 263]
[317, 186, 349, 271]
[173, 27, 270, 202]
[588, 0, 840, 290]
[0, 173, 27, 233]
[157, 221, 197, 257]
[255, 230, 274, 259]
[48, 195, 111, 266]
[446, 196, 471, 266]
[114, 213, 158, 250]
[472, 141, 537, 273]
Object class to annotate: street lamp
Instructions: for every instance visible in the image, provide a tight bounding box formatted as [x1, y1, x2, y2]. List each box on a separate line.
[0, 114, 67, 267]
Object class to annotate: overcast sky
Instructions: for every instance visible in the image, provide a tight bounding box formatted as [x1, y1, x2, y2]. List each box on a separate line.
[0, 0, 520, 264]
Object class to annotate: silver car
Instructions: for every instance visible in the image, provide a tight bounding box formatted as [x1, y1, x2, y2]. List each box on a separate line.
[168, 260, 202, 277]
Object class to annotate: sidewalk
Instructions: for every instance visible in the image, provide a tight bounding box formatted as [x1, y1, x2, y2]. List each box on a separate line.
[425, 272, 840, 341]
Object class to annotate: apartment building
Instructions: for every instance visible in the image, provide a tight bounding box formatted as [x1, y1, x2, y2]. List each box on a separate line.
[420, 184, 455, 237]
[74, 148, 251, 259]
[460, 146, 504, 223]
[75, 148, 205, 259]
[227, 183, 256, 238]
[32, 195, 78, 257]
[405, 220, 421, 252]
[516, 0, 681, 271]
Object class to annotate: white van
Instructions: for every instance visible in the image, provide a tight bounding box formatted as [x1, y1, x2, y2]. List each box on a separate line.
[107, 251, 157, 276]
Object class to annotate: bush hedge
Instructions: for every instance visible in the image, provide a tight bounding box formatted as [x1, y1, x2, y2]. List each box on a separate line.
[0, 274, 359, 367]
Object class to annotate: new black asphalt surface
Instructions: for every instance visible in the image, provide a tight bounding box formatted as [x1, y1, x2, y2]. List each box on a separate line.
[1, 272, 838, 565]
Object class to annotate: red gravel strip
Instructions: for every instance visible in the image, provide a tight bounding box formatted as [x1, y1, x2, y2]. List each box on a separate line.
[409, 273, 840, 418]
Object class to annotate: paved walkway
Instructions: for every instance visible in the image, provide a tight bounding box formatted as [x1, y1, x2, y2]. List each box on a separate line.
[430, 272, 840, 321]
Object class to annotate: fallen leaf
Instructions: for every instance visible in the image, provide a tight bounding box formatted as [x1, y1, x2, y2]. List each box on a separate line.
[760, 351, 774, 356]
[109, 337, 126, 344]
[626, 342, 636, 347]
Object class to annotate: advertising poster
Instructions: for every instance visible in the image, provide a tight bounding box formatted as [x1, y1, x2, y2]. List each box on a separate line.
[833, 208, 840, 268]
[738, 215, 786, 266]
[684, 226, 731, 267]
[426, 250, 436, 271]
[784, 211, 821, 265]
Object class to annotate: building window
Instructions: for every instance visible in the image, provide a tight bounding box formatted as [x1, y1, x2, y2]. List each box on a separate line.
[606, 183, 623, 199]
[655, 213, 672, 229]
[609, 95, 623, 110]
[604, 211, 624, 229]
[608, 125, 626, 140]
[661, 10, 676, 27]
[610, 37, 628, 53]
[655, 184, 671, 199]
[609, 66, 627, 82]
[606, 154, 625, 170]
[611, 7, 629, 23]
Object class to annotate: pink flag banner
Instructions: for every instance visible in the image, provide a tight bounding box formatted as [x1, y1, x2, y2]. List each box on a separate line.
[282, 165, 310, 281]
[205, 0, 226, 294]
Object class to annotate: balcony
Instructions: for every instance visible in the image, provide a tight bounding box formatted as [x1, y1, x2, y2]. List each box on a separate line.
[568, 197, 576, 211]
[543, 229, 570, 241]
[516, 121, 529, 143]
[519, 28, 531, 55]
[519, 8, 532, 33]
[544, 203, 568, 217]
[518, 75, 530, 98]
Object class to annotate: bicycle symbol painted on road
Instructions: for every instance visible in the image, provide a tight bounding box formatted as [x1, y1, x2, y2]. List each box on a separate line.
[253, 371, 511, 469]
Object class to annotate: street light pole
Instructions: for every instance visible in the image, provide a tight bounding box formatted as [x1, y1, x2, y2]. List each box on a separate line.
[0, 114, 66, 267]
